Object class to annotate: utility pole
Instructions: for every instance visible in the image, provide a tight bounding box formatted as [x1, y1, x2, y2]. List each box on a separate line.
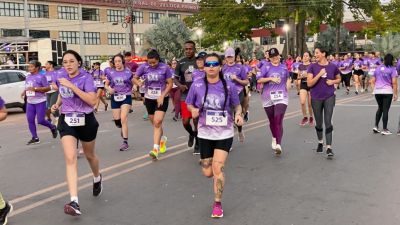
[127, 0, 135, 56]
[24, 0, 29, 38]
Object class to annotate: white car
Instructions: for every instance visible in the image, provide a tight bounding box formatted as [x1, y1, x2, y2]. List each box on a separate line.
[0, 70, 28, 112]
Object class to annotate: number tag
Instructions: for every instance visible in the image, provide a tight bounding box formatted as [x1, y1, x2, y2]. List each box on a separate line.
[270, 91, 284, 101]
[114, 94, 126, 102]
[147, 87, 161, 98]
[94, 80, 102, 86]
[65, 113, 85, 127]
[206, 110, 228, 126]
[26, 91, 35, 97]
[369, 68, 375, 76]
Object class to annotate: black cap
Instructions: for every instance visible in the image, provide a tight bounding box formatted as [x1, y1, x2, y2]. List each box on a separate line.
[268, 48, 279, 57]
[197, 51, 207, 59]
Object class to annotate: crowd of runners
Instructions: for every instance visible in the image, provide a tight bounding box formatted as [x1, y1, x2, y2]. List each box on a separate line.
[1, 40, 400, 223]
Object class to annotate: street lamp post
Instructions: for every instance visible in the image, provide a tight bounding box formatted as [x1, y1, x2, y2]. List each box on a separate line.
[283, 24, 290, 57]
[196, 29, 203, 50]
[353, 35, 357, 51]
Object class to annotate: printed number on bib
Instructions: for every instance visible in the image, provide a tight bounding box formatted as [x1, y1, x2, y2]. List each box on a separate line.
[94, 80, 102, 86]
[65, 113, 85, 127]
[206, 110, 228, 126]
[147, 87, 161, 98]
[270, 91, 284, 101]
[114, 94, 126, 102]
[369, 69, 375, 76]
[26, 91, 35, 97]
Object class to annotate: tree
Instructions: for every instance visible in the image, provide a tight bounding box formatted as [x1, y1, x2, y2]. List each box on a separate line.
[372, 32, 400, 57]
[142, 17, 192, 60]
[233, 40, 264, 60]
[316, 26, 353, 53]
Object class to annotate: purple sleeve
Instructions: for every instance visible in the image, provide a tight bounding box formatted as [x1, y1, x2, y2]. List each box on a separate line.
[84, 74, 96, 93]
[41, 75, 48, 87]
[334, 66, 340, 76]
[185, 83, 196, 105]
[229, 84, 240, 107]
[0, 97, 4, 109]
[239, 66, 247, 80]
[165, 66, 173, 79]
[392, 68, 398, 78]
[257, 66, 268, 80]
[136, 64, 145, 78]
[106, 71, 112, 82]
[307, 64, 313, 74]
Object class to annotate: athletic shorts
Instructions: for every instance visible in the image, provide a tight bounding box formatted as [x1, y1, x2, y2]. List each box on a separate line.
[180, 101, 192, 119]
[353, 69, 364, 76]
[291, 73, 298, 80]
[144, 97, 169, 115]
[46, 91, 59, 109]
[97, 87, 105, 90]
[58, 112, 99, 142]
[198, 137, 233, 159]
[110, 94, 132, 109]
[300, 81, 310, 91]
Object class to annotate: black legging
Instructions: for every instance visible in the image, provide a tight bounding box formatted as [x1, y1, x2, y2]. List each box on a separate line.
[375, 94, 393, 130]
[311, 95, 335, 146]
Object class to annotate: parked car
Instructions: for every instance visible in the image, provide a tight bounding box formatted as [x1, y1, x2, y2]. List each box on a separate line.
[0, 70, 28, 112]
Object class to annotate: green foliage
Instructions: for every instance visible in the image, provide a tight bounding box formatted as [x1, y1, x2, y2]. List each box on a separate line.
[143, 17, 192, 60]
[233, 40, 264, 60]
[371, 32, 400, 57]
[316, 26, 354, 53]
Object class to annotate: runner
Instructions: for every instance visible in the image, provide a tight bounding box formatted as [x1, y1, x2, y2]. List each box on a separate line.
[124, 52, 139, 114]
[222, 47, 249, 142]
[361, 52, 370, 92]
[298, 51, 314, 126]
[257, 50, 270, 70]
[352, 53, 364, 95]
[339, 54, 353, 94]
[257, 48, 291, 155]
[174, 40, 200, 154]
[92, 62, 108, 112]
[193, 52, 207, 82]
[186, 53, 243, 218]
[134, 50, 173, 160]
[22, 60, 58, 145]
[51, 50, 102, 216]
[292, 56, 302, 95]
[169, 59, 181, 121]
[366, 52, 381, 93]
[307, 47, 341, 158]
[105, 54, 134, 151]
[44, 61, 59, 125]
[370, 54, 398, 135]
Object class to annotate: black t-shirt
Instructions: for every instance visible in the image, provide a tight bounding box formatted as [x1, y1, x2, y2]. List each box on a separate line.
[174, 57, 197, 100]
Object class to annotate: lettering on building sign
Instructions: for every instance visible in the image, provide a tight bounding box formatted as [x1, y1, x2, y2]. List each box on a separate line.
[134, 0, 199, 11]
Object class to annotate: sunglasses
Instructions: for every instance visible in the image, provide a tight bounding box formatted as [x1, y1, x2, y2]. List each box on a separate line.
[204, 61, 220, 67]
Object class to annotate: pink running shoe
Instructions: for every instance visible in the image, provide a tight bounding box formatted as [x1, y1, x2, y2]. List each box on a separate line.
[299, 117, 308, 126]
[309, 117, 314, 126]
[211, 202, 224, 218]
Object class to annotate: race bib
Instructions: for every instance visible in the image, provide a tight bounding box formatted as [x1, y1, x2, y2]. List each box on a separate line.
[147, 87, 161, 98]
[270, 91, 284, 101]
[94, 80, 102, 86]
[369, 69, 375, 76]
[65, 113, 85, 127]
[114, 94, 126, 102]
[206, 110, 228, 126]
[26, 91, 35, 97]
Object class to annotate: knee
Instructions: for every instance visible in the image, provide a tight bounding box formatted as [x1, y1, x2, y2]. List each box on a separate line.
[65, 154, 77, 166]
[153, 119, 162, 128]
[325, 126, 333, 134]
[212, 163, 224, 177]
[201, 159, 213, 178]
[85, 152, 96, 162]
[315, 126, 323, 132]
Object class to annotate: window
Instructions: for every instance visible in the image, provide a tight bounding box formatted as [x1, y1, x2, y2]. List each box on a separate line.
[134, 33, 143, 46]
[7, 72, 25, 83]
[85, 55, 102, 62]
[133, 11, 143, 24]
[82, 8, 99, 21]
[30, 30, 50, 38]
[58, 6, 78, 20]
[168, 14, 181, 19]
[2, 29, 24, 37]
[84, 32, 100, 45]
[149, 12, 164, 24]
[108, 33, 125, 45]
[59, 31, 80, 44]
[107, 9, 124, 22]
[29, 4, 49, 18]
[0, 2, 24, 17]
[261, 36, 276, 45]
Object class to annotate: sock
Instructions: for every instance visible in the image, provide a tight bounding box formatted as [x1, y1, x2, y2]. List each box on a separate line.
[326, 145, 331, 149]
[123, 138, 128, 144]
[71, 196, 79, 204]
[0, 193, 5, 209]
[318, 140, 323, 144]
[153, 144, 160, 151]
[93, 175, 101, 183]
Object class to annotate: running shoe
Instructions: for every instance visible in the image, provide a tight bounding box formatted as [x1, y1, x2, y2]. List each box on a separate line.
[93, 174, 103, 197]
[211, 202, 223, 218]
[0, 202, 13, 225]
[188, 135, 195, 148]
[64, 201, 81, 216]
[244, 111, 249, 122]
[271, 137, 277, 150]
[238, 132, 245, 143]
[193, 138, 200, 155]
[275, 144, 282, 155]
[143, 112, 149, 120]
[397, 130, 400, 136]
[160, 136, 167, 154]
[346, 90, 349, 95]
[355, 91, 359, 95]
[27, 138, 40, 145]
[326, 148, 334, 158]
[105, 104, 108, 111]
[372, 127, 381, 134]
[309, 117, 314, 126]
[316, 143, 323, 153]
[129, 109, 133, 114]
[381, 129, 392, 135]
[149, 148, 159, 160]
[361, 89, 364, 93]
[300, 117, 308, 126]
[120, 143, 129, 151]
[51, 127, 58, 139]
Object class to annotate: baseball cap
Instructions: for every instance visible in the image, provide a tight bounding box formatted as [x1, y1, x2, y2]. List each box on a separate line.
[225, 47, 235, 57]
[197, 51, 207, 59]
[268, 48, 279, 57]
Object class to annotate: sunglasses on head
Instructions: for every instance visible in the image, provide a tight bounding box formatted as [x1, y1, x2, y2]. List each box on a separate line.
[204, 61, 220, 67]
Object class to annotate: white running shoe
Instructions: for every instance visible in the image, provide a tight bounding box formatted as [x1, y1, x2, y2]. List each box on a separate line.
[271, 138, 277, 150]
[275, 144, 282, 155]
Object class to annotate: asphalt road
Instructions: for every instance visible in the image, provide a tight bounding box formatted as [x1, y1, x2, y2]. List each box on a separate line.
[2, 88, 400, 225]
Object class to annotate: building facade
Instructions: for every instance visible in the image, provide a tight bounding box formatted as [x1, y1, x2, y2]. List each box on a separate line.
[0, 0, 198, 63]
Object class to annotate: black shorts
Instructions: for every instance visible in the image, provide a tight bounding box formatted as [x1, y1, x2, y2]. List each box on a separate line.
[300, 79, 310, 91]
[110, 94, 132, 109]
[353, 69, 364, 76]
[291, 73, 298, 80]
[239, 90, 245, 103]
[58, 112, 99, 142]
[198, 137, 233, 159]
[144, 97, 169, 115]
[97, 87, 105, 90]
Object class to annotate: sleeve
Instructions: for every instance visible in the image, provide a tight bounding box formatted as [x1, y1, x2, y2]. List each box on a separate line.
[392, 68, 398, 78]
[229, 84, 240, 107]
[135, 64, 144, 78]
[0, 97, 4, 109]
[307, 64, 313, 74]
[257, 66, 268, 80]
[165, 66, 173, 79]
[334, 66, 340, 76]
[239, 65, 247, 80]
[84, 74, 96, 93]
[185, 83, 196, 105]
[40, 75, 48, 87]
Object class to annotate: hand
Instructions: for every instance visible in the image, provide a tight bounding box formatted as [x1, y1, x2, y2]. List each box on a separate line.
[157, 95, 164, 107]
[230, 74, 237, 80]
[179, 85, 188, 92]
[51, 83, 58, 91]
[319, 69, 326, 77]
[326, 79, 335, 86]
[191, 108, 200, 119]
[51, 104, 59, 113]
[394, 94, 398, 102]
[58, 78, 75, 89]
[235, 114, 244, 126]
[271, 77, 280, 84]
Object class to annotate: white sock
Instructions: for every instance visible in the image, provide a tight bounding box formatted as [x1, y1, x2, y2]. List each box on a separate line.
[326, 145, 331, 149]
[93, 175, 101, 183]
[153, 144, 160, 150]
[71, 196, 78, 204]
[318, 140, 323, 144]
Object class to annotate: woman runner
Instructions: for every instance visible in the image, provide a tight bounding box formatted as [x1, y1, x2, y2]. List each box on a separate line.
[298, 51, 314, 126]
[92, 62, 108, 112]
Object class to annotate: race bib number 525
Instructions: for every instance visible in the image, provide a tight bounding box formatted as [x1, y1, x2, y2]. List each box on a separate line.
[206, 110, 228, 126]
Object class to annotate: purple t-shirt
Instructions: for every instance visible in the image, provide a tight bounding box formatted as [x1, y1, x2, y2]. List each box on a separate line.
[368, 58, 381, 73]
[298, 63, 311, 82]
[257, 59, 271, 69]
[353, 59, 363, 70]
[106, 68, 133, 95]
[222, 63, 247, 94]
[372, 65, 398, 94]
[292, 62, 302, 73]
[55, 69, 96, 114]
[258, 64, 290, 107]
[45, 70, 56, 85]
[25, 73, 48, 104]
[331, 60, 340, 68]
[396, 59, 400, 72]
[92, 69, 104, 88]
[0, 97, 4, 109]
[307, 63, 340, 100]
[192, 69, 205, 82]
[185, 79, 240, 140]
[136, 62, 172, 100]
[339, 59, 353, 74]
